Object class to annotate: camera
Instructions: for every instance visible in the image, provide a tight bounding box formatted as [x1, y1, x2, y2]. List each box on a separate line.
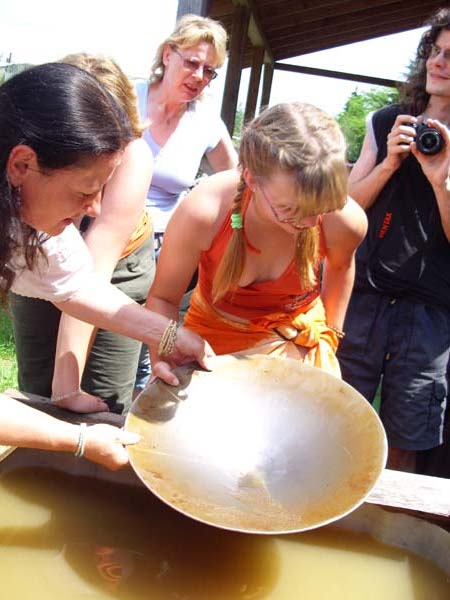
[413, 122, 444, 155]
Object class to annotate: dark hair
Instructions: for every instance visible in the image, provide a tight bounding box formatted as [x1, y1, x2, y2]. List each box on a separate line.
[400, 8, 450, 114]
[0, 62, 133, 306]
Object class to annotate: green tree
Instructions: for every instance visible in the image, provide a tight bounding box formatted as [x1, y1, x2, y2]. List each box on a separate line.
[233, 104, 244, 146]
[337, 87, 399, 163]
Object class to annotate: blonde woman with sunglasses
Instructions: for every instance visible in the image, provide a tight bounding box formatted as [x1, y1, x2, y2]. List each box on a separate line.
[134, 14, 238, 392]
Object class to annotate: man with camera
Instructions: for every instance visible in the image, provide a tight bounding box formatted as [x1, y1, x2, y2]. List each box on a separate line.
[337, 8, 450, 474]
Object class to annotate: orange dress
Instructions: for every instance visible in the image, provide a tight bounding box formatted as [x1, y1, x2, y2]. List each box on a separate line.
[183, 188, 341, 376]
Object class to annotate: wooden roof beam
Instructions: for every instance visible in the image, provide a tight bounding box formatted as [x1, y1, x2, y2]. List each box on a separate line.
[274, 62, 401, 88]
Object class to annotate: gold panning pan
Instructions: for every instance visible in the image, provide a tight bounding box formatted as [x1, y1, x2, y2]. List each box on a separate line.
[125, 355, 387, 534]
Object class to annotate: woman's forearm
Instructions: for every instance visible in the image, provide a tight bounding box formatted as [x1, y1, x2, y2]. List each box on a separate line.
[0, 393, 141, 470]
[0, 393, 79, 451]
[145, 296, 180, 365]
[320, 260, 355, 331]
[55, 280, 168, 350]
[52, 315, 97, 396]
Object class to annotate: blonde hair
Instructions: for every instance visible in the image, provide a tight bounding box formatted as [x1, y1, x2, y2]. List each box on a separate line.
[212, 102, 348, 302]
[60, 53, 143, 138]
[149, 14, 227, 85]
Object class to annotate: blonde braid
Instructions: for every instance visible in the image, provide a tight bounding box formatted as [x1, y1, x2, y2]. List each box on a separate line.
[212, 175, 247, 302]
[295, 227, 321, 290]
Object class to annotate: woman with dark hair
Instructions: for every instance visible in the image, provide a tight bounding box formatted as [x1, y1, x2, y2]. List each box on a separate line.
[10, 54, 156, 415]
[0, 63, 212, 469]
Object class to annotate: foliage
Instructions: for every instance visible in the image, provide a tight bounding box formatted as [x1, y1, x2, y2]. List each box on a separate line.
[0, 309, 17, 392]
[337, 87, 399, 163]
[232, 104, 244, 147]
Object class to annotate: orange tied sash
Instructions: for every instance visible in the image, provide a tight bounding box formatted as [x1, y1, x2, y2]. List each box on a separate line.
[183, 288, 341, 377]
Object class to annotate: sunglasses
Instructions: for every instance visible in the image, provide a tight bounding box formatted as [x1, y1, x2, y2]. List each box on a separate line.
[172, 47, 218, 82]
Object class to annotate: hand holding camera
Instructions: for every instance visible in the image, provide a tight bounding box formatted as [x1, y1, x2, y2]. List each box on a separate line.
[384, 114, 448, 174]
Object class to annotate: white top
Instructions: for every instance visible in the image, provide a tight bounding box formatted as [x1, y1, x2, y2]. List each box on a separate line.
[10, 224, 94, 302]
[136, 81, 228, 233]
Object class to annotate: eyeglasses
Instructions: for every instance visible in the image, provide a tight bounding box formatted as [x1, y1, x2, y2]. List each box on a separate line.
[429, 43, 450, 63]
[258, 182, 305, 229]
[172, 47, 218, 81]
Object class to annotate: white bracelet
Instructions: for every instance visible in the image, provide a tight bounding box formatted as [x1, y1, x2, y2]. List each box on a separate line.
[51, 388, 81, 403]
[74, 423, 87, 458]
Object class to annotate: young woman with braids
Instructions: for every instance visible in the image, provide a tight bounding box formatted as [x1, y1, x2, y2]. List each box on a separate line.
[0, 63, 212, 469]
[147, 102, 367, 378]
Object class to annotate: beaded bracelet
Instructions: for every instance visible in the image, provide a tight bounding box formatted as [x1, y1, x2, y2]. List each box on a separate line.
[158, 319, 179, 357]
[74, 423, 87, 459]
[326, 323, 346, 339]
[51, 388, 81, 403]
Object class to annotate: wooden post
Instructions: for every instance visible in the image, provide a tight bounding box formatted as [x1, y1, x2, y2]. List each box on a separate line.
[244, 46, 264, 124]
[221, 3, 250, 136]
[176, 0, 212, 18]
[260, 61, 274, 110]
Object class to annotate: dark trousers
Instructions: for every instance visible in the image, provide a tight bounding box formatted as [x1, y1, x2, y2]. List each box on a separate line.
[10, 234, 155, 414]
[337, 291, 449, 451]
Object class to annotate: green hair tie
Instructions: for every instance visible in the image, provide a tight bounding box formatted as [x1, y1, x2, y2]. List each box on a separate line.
[230, 213, 243, 230]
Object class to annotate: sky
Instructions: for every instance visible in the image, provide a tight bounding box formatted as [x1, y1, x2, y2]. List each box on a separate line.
[0, 0, 426, 117]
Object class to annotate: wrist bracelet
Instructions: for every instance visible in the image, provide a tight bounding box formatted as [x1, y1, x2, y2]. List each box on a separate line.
[158, 319, 179, 358]
[51, 388, 81, 403]
[74, 423, 87, 459]
[326, 323, 346, 339]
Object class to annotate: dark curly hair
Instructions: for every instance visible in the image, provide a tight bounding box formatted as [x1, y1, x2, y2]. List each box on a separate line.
[0, 62, 133, 306]
[400, 8, 450, 114]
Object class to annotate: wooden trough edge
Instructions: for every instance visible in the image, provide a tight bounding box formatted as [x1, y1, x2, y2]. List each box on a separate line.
[2, 389, 449, 529]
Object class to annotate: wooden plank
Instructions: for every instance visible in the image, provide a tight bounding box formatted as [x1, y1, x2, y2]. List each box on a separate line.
[0, 445, 15, 463]
[263, 0, 434, 31]
[4, 389, 125, 427]
[273, 16, 428, 60]
[268, 6, 434, 46]
[244, 46, 265, 123]
[257, 0, 350, 20]
[209, 0, 233, 19]
[221, 3, 250, 134]
[367, 469, 450, 525]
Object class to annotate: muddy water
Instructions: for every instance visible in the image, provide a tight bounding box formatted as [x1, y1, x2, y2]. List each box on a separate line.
[0, 467, 448, 600]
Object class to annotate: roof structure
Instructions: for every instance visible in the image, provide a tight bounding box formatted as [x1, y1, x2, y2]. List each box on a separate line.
[210, 0, 443, 63]
[177, 0, 445, 132]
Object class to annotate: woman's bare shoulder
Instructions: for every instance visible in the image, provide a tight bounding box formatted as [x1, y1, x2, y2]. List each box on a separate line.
[181, 168, 241, 224]
[166, 168, 240, 251]
[322, 196, 368, 246]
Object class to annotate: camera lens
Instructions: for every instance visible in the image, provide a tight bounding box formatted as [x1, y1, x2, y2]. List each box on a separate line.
[416, 126, 444, 155]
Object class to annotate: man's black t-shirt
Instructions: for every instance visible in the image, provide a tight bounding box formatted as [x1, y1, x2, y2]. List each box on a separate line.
[354, 104, 450, 311]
